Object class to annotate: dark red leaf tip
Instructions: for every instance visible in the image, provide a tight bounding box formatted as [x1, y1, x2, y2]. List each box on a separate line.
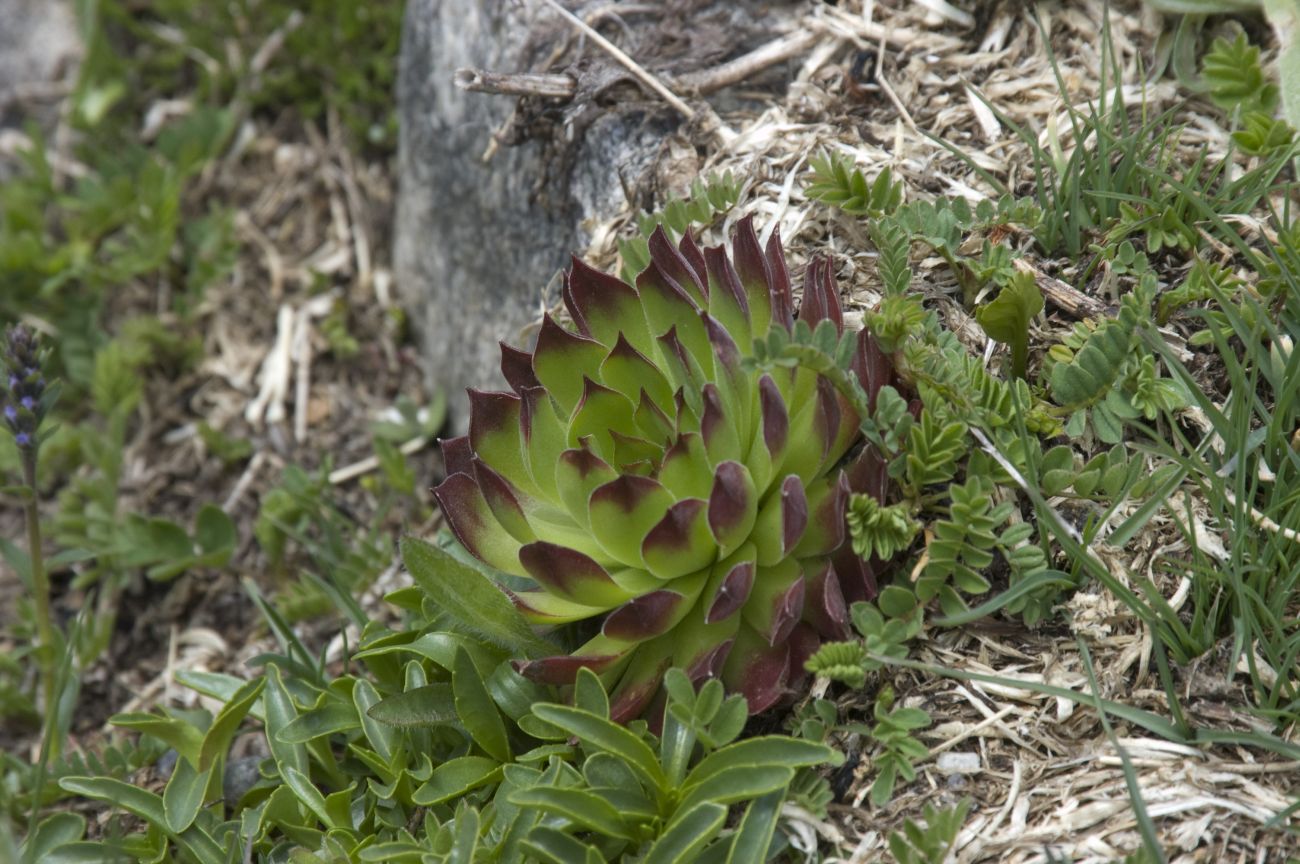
[439, 435, 474, 478]
[780, 475, 809, 554]
[602, 590, 684, 640]
[706, 561, 755, 624]
[500, 342, 539, 393]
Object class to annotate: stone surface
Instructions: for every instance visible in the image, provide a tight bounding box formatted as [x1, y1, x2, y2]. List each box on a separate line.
[0, 0, 81, 120]
[394, 0, 789, 430]
[0, 0, 82, 183]
[395, 0, 671, 430]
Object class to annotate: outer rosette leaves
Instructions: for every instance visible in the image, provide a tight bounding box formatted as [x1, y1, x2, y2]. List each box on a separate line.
[432, 215, 901, 722]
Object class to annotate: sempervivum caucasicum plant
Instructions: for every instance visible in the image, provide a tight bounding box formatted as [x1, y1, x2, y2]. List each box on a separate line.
[435, 215, 897, 723]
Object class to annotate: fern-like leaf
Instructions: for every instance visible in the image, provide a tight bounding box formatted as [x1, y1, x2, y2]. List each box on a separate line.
[1047, 317, 1137, 408]
[919, 477, 1004, 614]
[847, 494, 920, 561]
[807, 151, 903, 216]
[804, 641, 868, 689]
[904, 411, 967, 491]
[1202, 31, 1278, 115]
[870, 217, 913, 297]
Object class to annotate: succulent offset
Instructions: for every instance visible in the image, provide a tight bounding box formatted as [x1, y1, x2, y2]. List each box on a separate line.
[435, 216, 896, 722]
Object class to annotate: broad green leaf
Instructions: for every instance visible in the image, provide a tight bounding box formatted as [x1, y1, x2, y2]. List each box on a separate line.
[507, 787, 635, 840]
[174, 670, 266, 720]
[110, 713, 204, 763]
[572, 667, 610, 719]
[200, 676, 265, 770]
[162, 756, 209, 833]
[530, 703, 665, 792]
[676, 765, 794, 814]
[263, 664, 308, 777]
[353, 631, 506, 677]
[488, 662, 552, 722]
[725, 790, 785, 864]
[195, 504, 237, 555]
[644, 802, 727, 864]
[448, 803, 481, 864]
[324, 784, 356, 832]
[19, 812, 85, 862]
[278, 701, 359, 743]
[412, 756, 504, 806]
[685, 738, 835, 790]
[367, 683, 458, 728]
[57, 777, 226, 864]
[352, 678, 397, 764]
[282, 765, 334, 828]
[522, 827, 606, 864]
[401, 537, 555, 658]
[453, 648, 512, 762]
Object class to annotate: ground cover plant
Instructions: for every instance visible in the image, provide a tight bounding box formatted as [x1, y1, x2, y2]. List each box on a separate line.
[4, 1, 1300, 862]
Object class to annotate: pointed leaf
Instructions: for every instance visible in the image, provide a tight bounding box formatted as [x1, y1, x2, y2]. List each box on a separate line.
[568, 377, 638, 461]
[565, 257, 654, 358]
[401, 537, 555, 657]
[533, 314, 608, 414]
[659, 431, 712, 501]
[519, 541, 631, 606]
[732, 214, 774, 341]
[434, 472, 526, 576]
[500, 342, 540, 393]
[453, 648, 512, 762]
[600, 334, 675, 412]
[649, 225, 707, 305]
[162, 756, 209, 834]
[556, 439, 618, 528]
[741, 558, 805, 646]
[752, 475, 808, 566]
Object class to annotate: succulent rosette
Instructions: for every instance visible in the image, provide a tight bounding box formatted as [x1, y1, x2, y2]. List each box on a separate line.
[435, 215, 895, 722]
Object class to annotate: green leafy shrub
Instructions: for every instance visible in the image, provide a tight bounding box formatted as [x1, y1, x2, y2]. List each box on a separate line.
[43, 565, 835, 863]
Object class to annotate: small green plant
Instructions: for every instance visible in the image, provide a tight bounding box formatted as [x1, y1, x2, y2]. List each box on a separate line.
[887, 798, 971, 864]
[865, 685, 931, 806]
[617, 172, 740, 282]
[806, 151, 904, 217]
[1201, 30, 1279, 116]
[876, 196, 1041, 306]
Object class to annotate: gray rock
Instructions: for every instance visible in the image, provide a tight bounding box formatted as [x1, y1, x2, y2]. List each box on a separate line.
[0, 0, 81, 184]
[395, 0, 668, 430]
[0, 0, 81, 121]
